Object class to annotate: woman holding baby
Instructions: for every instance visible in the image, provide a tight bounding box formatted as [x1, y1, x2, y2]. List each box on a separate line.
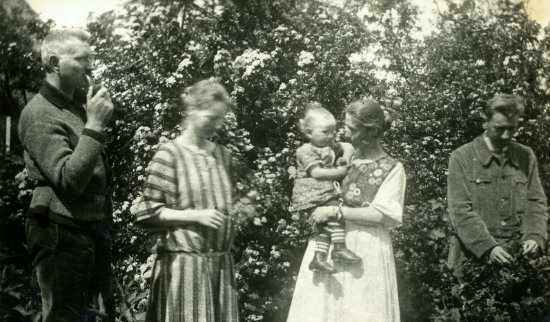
[135, 76, 404, 322]
[287, 99, 407, 322]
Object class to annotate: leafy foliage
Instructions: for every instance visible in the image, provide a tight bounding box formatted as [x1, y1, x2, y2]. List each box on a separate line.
[0, 155, 40, 321]
[1, 0, 550, 321]
[0, 3, 51, 153]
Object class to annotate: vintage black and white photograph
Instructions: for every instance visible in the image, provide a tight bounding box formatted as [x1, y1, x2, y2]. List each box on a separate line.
[1, 0, 550, 321]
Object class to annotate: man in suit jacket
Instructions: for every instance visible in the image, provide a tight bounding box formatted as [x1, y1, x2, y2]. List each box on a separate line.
[447, 94, 548, 277]
[18, 28, 115, 321]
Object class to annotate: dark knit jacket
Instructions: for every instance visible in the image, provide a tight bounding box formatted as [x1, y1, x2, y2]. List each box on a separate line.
[18, 82, 111, 223]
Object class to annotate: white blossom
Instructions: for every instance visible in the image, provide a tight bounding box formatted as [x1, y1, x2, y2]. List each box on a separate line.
[165, 76, 176, 87]
[297, 51, 315, 67]
[177, 57, 193, 71]
[233, 49, 272, 78]
[475, 59, 485, 67]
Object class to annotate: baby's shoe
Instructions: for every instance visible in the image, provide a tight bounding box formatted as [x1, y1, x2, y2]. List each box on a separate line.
[331, 243, 362, 263]
[309, 251, 337, 274]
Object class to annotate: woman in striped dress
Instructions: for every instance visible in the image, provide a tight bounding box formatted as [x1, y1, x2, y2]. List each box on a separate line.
[134, 80, 240, 322]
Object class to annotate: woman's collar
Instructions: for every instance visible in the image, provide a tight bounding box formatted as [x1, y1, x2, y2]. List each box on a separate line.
[351, 150, 388, 164]
[176, 136, 217, 157]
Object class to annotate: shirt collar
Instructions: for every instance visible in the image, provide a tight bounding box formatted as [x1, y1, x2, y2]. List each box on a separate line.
[39, 82, 87, 109]
[39, 81, 73, 108]
[475, 134, 519, 167]
[482, 132, 507, 154]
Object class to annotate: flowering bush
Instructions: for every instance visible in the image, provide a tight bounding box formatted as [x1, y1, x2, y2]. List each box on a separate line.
[86, 1, 385, 320]
[84, 0, 550, 320]
[84, 1, 550, 321]
[385, 1, 550, 320]
[2, 0, 550, 321]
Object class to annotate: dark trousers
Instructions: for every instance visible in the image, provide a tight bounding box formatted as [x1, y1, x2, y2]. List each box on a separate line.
[26, 217, 115, 322]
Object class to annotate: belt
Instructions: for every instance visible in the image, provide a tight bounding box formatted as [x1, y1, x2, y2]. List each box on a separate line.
[27, 206, 107, 230]
[157, 249, 231, 257]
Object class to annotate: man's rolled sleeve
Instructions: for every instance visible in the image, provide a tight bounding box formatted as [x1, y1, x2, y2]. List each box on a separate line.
[82, 128, 106, 144]
[448, 151, 498, 258]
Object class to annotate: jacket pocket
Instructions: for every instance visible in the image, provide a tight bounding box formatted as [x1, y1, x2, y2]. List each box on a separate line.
[469, 173, 491, 192]
[469, 173, 494, 225]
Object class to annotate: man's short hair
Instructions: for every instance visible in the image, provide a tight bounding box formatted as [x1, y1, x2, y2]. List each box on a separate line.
[41, 28, 91, 72]
[484, 94, 526, 120]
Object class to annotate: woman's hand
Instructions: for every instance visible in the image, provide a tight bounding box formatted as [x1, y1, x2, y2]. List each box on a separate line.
[308, 206, 335, 225]
[194, 209, 227, 229]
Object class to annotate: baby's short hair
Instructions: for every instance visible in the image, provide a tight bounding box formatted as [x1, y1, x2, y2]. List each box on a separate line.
[299, 102, 335, 135]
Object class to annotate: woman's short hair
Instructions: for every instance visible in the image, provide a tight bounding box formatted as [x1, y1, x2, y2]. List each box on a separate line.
[484, 94, 525, 120]
[180, 79, 232, 112]
[298, 101, 335, 135]
[346, 99, 391, 133]
[41, 28, 91, 72]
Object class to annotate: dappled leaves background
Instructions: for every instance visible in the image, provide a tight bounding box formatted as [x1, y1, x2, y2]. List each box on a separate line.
[2, 0, 550, 321]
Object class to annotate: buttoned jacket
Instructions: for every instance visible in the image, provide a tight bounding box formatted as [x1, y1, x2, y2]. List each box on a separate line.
[447, 135, 548, 270]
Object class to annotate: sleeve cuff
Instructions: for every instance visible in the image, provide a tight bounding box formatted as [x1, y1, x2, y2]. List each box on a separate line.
[523, 234, 546, 250]
[470, 238, 499, 258]
[371, 204, 402, 228]
[381, 214, 401, 228]
[82, 128, 106, 143]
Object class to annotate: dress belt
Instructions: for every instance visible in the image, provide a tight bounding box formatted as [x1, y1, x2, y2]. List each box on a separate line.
[157, 249, 231, 257]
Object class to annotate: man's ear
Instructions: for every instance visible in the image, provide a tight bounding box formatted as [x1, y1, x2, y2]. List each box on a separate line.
[48, 55, 60, 73]
[482, 121, 488, 130]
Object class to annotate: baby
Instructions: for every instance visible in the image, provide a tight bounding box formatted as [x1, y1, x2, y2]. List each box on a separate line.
[291, 102, 361, 274]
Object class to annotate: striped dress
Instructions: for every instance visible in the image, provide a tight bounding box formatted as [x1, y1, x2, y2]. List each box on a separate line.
[135, 137, 239, 322]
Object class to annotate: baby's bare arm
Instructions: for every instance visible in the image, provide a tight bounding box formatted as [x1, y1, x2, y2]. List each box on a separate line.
[309, 165, 349, 180]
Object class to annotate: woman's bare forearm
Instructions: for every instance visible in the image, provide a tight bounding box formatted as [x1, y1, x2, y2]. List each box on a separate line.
[138, 208, 198, 228]
[344, 206, 384, 223]
[328, 205, 384, 224]
[159, 208, 199, 223]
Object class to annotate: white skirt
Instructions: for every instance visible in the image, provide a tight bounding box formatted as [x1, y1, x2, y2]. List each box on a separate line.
[287, 221, 400, 322]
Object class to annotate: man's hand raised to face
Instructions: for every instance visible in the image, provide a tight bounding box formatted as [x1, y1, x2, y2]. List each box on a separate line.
[85, 86, 114, 133]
